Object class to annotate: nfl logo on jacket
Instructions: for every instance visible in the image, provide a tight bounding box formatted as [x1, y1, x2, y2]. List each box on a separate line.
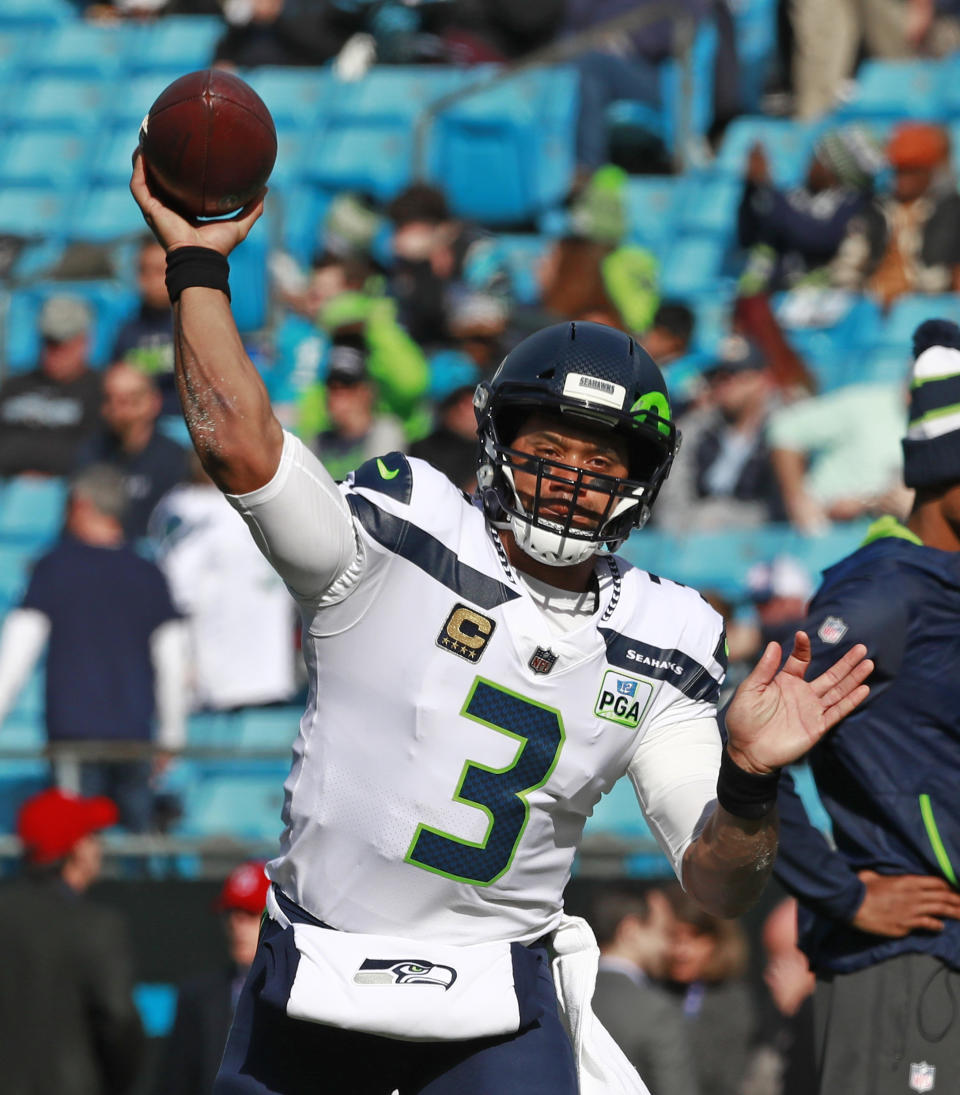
[910, 1062, 936, 1093]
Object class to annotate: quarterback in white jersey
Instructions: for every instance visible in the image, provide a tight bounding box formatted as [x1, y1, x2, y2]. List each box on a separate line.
[130, 154, 872, 1095]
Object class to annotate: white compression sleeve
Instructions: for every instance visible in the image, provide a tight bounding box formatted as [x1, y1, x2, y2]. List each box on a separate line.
[151, 619, 189, 752]
[626, 715, 722, 883]
[225, 430, 360, 601]
[0, 608, 50, 725]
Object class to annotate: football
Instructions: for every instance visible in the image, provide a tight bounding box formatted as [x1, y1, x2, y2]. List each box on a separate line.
[139, 68, 277, 219]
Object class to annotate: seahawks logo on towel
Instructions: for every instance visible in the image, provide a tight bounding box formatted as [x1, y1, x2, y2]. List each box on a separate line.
[354, 958, 457, 990]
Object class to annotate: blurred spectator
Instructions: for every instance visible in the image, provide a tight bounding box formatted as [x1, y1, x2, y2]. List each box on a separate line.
[768, 379, 908, 534]
[447, 290, 511, 373]
[738, 126, 884, 294]
[76, 361, 190, 541]
[0, 788, 144, 1095]
[744, 555, 814, 650]
[741, 897, 816, 1095]
[152, 861, 270, 1095]
[149, 457, 298, 712]
[410, 360, 481, 492]
[112, 238, 178, 416]
[793, 0, 928, 118]
[654, 335, 785, 532]
[213, 0, 355, 69]
[665, 886, 756, 1095]
[641, 300, 701, 411]
[832, 122, 960, 309]
[0, 296, 102, 478]
[385, 183, 509, 349]
[0, 465, 188, 832]
[589, 885, 699, 1095]
[428, 0, 564, 64]
[305, 336, 407, 482]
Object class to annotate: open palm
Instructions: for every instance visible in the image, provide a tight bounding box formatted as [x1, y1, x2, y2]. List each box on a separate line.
[725, 631, 872, 775]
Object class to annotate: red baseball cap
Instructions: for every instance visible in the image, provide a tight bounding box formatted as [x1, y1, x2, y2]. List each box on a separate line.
[216, 861, 270, 915]
[17, 788, 118, 864]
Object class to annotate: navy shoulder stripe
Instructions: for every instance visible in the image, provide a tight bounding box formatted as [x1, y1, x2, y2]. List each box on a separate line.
[599, 627, 720, 704]
[348, 495, 519, 610]
[352, 452, 413, 504]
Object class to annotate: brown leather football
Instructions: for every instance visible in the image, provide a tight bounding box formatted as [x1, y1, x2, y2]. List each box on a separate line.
[139, 69, 277, 218]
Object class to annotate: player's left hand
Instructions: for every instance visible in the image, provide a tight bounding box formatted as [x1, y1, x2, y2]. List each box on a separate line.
[724, 631, 872, 775]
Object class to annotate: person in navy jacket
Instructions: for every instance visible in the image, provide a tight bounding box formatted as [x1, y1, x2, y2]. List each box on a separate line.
[774, 318, 960, 1095]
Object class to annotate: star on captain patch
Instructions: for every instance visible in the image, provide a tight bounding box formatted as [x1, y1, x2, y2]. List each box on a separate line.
[528, 647, 558, 674]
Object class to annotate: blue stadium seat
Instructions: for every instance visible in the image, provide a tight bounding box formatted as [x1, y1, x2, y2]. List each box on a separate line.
[583, 777, 655, 841]
[623, 176, 683, 256]
[269, 184, 332, 267]
[0, 187, 68, 241]
[87, 129, 140, 188]
[859, 345, 911, 385]
[5, 282, 140, 373]
[658, 235, 728, 297]
[731, 0, 778, 112]
[72, 185, 149, 242]
[23, 21, 138, 78]
[0, 765, 49, 832]
[0, 131, 95, 190]
[675, 171, 742, 238]
[326, 66, 469, 123]
[0, 477, 67, 542]
[715, 116, 822, 187]
[133, 984, 178, 1039]
[0, 29, 39, 79]
[687, 290, 736, 355]
[879, 294, 960, 350]
[244, 66, 334, 129]
[774, 289, 883, 390]
[236, 706, 302, 749]
[14, 76, 117, 133]
[428, 67, 578, 224]
[102, 71, 186, 132]
[302, 123, 413, 203]
[229, 228, 271, 334]
[176, 772, 286, 840]
[497, 234, 550, 306]
[127, 16, 223, 75]
[0, 0, 72, 29]
[838, 59, 946, 122]
[269, 126, 315, 192]
[0, 543, 43, 614]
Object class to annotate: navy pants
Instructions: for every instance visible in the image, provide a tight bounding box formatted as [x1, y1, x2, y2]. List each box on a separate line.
[214, 916, 578, 1095]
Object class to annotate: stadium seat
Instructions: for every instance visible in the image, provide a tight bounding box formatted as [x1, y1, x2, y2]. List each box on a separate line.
[244, 66, 334, 130]
[126, 16, 222, 75]
[236, 706, 302, 749]
[326, 66, 469, 123]
[774, 289, 883, 390]
[133, 984, 178, 1039]
[658, 235, 728, 297]
[675, 171, 743, 238]
[72, 185, 151, 242]
[102, 71, 186, 133]
[176, 771, 286, 841]
[0, 0, 72, 29]
[5, 282, 140, 373]
[0, 764, 49, 832]
[0, 477, 67, 543]
[837, 59, 946, 122]
[229, 229, 271, 334]
[731, 0, 778, 112]
[0, 187, 68, 239]
[23, 21, 138, 78]
[687, 290, 736, 356]
[495, 233, 550, 306]
[269, 184, 333, 267]
[301, 123, 413, 204]
[879, 294, 960, 350]
[860, 345, 912, 385]
[583, 777, 655, 841]
[715, 115, 822, 187]
[0, 131, 95, 190]
[622, 176, 684, 256]
[269, 126, 315, 192]
[0, 29, 38, 79]
[15, 76, 117, 133]
[428, 67, 578, 224]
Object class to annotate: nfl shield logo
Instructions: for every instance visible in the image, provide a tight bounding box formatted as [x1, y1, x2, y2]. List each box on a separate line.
[529, 647, 558, 675]
[817, 616, 848, 644]
[910, 1062, 936, 1092]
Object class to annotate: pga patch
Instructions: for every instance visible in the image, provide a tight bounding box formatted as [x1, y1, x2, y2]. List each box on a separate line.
[817, 616, 848, 644]
[595, 671, 653, 728]
[909, 1061, 936, 1092]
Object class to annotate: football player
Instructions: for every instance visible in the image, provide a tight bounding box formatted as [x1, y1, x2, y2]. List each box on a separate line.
[130, 153, 871, 1095]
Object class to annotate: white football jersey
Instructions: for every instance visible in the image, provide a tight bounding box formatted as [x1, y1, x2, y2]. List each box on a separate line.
[229, 435, 726, 945]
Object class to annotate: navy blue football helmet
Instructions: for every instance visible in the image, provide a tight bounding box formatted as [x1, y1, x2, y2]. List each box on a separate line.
[474, 321, 678, 566]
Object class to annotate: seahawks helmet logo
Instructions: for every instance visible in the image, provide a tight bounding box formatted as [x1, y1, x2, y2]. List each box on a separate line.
[354, 958, 457, 990]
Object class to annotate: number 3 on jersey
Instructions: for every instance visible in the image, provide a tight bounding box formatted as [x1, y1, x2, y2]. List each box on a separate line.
[405, 678, 565, 886]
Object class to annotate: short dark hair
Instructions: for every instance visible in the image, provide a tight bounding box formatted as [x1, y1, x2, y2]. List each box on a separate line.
[652, 301, 695, 344]
[589, 887, 651, 947]
[387, 183, 450, 228]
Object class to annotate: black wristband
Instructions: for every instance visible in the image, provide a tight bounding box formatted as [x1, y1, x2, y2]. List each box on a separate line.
[716, 748, 780, 819]
[165, 246, 231, 303]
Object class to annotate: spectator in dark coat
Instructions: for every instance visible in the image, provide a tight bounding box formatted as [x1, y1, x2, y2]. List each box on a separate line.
[76, 361, 189, 541]
[0, 296, 102, 478]
[738, 125, 884, 293]
[0, 788, 145, 1095]
[153, 862, 270, 1095]
[212, 0, 355, 69]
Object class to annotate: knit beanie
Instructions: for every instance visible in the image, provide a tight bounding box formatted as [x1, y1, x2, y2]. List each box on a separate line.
[902, 319, 960, 488]
[815, 126, 884, 190]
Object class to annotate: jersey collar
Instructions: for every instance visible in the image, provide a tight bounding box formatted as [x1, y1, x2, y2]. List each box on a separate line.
[860, 514, 923, 547]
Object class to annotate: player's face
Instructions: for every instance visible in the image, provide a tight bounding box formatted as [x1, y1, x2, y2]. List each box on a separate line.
[509, 411, 630, 532]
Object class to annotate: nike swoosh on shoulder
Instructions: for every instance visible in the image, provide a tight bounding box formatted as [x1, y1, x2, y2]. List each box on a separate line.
[377, 458, 400, 480]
